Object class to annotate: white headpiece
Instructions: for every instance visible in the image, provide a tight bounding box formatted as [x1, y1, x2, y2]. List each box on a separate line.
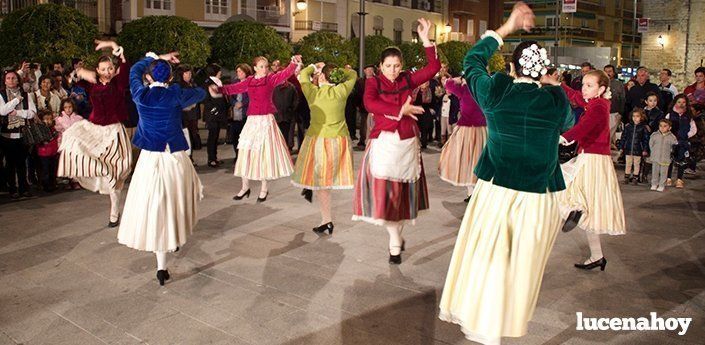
[518, 44, 551, 79]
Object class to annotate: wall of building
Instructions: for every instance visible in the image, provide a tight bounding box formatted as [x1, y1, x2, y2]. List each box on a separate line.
[345, 0, 444, 44]
[641, 0, 705, 90]
[448, 0, 491, 43]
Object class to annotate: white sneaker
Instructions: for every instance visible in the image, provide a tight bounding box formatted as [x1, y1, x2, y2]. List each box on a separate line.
[657, 186, 665, 192]
[650, 185, 657, 191]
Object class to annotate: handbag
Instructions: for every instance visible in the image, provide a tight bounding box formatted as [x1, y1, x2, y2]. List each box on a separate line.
[21, 121, 53, 146]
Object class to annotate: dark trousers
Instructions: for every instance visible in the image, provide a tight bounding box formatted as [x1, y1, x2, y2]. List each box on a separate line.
[39, 155, 57, 191]
[289, 119, 305, 150]
[206, 122, 222, 163]
[345, 107, 357, 139]
[27, 148, 39, 184]
[358, 111, 369, 146]
[418, 112, 434, 148]
[0, 137, 29, 194]
[0, 150, 7, 191]
[667, 162, 685, 179]
[183, 119, 201, 150]
[228, 120, 245, 157]
[278, 121, 292, 150]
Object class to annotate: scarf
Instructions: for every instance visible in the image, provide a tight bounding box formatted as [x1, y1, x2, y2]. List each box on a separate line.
[6, 87, 25, 130]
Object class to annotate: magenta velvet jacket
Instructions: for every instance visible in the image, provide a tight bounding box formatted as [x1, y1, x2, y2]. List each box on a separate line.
[220, 62, 297, 116]
[444, 79, 486, 127]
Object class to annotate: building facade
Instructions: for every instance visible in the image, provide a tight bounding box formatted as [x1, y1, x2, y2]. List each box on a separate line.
[1, 0, 112, 34]
[447, 0, 492, 44]
[501, 0, 643, 70]
[641, 0, 705, 90]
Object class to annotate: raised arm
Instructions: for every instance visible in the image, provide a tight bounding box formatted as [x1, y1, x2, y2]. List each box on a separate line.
[269, 60, 299, 87]
[179, 85, 206, 109]
[221, 78, 249, 96]
[333, 68, 358, 99]
[560, 83, 587, 108]
[298, 65, 318, 101]
[129, 56, 152, 98]
[444, 78, 463, 97]
[115, 59, 131, 90]
[408, 18, 441, 88]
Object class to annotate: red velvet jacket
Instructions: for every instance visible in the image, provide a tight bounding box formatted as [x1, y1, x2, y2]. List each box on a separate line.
[561, 83, 611, 155]
[363, 46, 441, 140]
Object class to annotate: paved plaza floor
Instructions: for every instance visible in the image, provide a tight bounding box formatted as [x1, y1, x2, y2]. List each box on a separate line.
[1, 143, 704, 345]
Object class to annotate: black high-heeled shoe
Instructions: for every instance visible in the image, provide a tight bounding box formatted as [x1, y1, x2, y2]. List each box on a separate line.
[562, 210, 582, 233]
[302, 189, 313, 203]
[389, 251, 402, 265]
[156, 269, 170, 286]
[312, 222, 334, 235]
[233, 189, 251, 200]
[464, 195, 471, 203]
[574, 257, 607, 271]
[108, 213, 121, 228]
[256, 191, 268, 203]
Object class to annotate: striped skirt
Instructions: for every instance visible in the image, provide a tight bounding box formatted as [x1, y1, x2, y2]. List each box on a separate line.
[557, 153, 626, 235]
[57, 121, 132, 194]
[117, 149, 202, 252]
[439, 179, 562, 344]
[291, 135, 354, 190]
[234, 114, 293, 181]
[438, 126, 487, 187]
[352, 139, 429, 226]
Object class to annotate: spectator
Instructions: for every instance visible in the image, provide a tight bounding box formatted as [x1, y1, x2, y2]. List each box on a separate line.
[35, 109, 59, 192]
[625, 79, 636, 92]
[686, 103, 705, 174]
[55, 98, 83, 143]
[604, 64, 626, 148]
[202, 63, 229, 168]
[625, 67, 662, 120]
[644, 91, 665, 133]
[50, 70, 69, 99]
[228, 63, 252, 162]
[571, 62, 593, 90]
[34, 75, 62, 115]
[665, 94, 697, 188]
[174, 64, 202, 158]
[540, 67, 559, 85]
[620, 108, 650, 184]
[684, 66, 705, 106]
[354, 64, 376, 149]
[413, 81, 435, 149]
[18, 62, 41, 93]
[272, 77, 299, 151]
[561, 70, 573, 87]
[649, 119, 677, 192]
[0, 70, 37, 199]
[658, 68, 678, 112]
[52, 61, 64, 74]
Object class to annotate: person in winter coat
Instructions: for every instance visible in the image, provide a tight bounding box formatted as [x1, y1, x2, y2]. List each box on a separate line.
[644, 91, 664, 133]
[665, 94, 697, 188]
[620, 108, 650, 184]
[649, 119, 677, 192]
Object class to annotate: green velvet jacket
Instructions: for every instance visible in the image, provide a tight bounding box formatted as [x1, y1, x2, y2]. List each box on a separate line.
[463, 33, 574, 193]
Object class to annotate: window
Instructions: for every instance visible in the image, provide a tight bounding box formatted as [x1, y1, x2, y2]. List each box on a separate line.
[581, 19, 588, 28]
[614, 21, 621, 40]
[393, 18, 403, 45]
[452, 17, 460, 32]
[373, 16, 384, 36]
[467, 19, 474, 37]
[145, 0, 171, 10]
[546, 16, 560, 27]
[206, 0, 228, 16]
[479, 20, 487, 35]
[144, 0, 174, 15]
[412, 20, 420, 41]
[598, 19, 605, 31]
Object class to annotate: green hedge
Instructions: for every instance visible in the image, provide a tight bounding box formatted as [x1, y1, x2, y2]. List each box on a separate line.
[209, 21, 292, 70]
[294, 31, 357, 67]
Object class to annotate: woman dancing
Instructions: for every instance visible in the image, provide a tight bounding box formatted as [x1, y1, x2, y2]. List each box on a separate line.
[291, 63, 357, 235]
[352, 18, 440, 264]
[437, 76, 487, 202]
[220, 55, 303, 203]
[58, 40, 132, 227]
[117, 51, 206, 286]
[439, 3, 576, 343]
[557, 70, 626, 271]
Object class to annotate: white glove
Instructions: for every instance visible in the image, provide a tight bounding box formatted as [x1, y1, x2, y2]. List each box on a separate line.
[559, 136, 574, 146]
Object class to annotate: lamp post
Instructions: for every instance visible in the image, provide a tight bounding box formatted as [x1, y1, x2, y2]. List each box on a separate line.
[358, 0, 367, 76]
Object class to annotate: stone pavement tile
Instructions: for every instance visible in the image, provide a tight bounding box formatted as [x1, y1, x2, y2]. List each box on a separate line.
[130, 312, 249, 345]
[46, 301, 144, 345]
[0, 286, 62, 343]
[21, 314, 106, 345]
[79, 293, 180, 331]
[0, 332, 16, 345]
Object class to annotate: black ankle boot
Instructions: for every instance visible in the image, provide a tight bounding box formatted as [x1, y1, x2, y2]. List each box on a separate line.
[562, 210, 582, 233]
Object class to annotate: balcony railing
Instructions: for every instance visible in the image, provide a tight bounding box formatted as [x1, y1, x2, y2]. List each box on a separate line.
[294, 20, 338, 32]
[1, 0, 39, 15]
[240, 7, 290, 29]
[49, 0, 98, 23]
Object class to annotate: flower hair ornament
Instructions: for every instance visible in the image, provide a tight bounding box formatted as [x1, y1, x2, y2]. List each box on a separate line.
[328, 68, 346, 84]
[518, 44, 550, 78]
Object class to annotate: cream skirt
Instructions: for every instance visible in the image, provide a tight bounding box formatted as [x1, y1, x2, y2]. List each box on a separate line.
[117, 149, 203, 252]
[439, 179, 562, 344]
[558, 153, 626, 235]
[234, 114, 293, 181]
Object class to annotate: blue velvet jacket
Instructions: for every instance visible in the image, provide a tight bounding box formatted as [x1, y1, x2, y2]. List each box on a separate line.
[130, 57, 206, 152]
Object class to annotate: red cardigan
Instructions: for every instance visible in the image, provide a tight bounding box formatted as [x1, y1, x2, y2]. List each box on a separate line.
[561, 83, 611, 155]
[363, 46, 441, 140]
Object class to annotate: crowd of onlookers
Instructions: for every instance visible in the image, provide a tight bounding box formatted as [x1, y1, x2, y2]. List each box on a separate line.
[2, 53, 704, 200]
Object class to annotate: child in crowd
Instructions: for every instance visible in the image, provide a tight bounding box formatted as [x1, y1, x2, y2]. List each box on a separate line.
[54, 99, 84, 188]
[649, 119, 677, 192]
[665, 94, 697, 188]
[620, 108, 650, 184]
[644, 91, 665, 133]
[36, 110, 59, 192]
